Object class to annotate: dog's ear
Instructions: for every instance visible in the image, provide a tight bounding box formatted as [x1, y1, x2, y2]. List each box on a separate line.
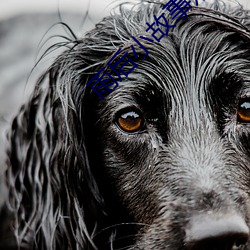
[2, 9, 142, 248]
[3, 54, 105, 249]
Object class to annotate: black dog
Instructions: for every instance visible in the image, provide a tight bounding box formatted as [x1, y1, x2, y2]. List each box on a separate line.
[2, 0, 250, 249]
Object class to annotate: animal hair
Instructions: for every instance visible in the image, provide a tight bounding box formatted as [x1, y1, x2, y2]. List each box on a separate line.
[2, 0, 250, 249]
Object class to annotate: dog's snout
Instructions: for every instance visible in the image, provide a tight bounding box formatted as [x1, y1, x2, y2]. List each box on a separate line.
[185, 213, 249, 250]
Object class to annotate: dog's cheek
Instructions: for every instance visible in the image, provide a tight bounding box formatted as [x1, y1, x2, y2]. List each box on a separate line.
[235, 128, 250, 160]
[101, 138, 162, 224]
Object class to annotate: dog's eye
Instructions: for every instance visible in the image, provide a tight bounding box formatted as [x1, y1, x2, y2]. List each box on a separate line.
[116, 110, 144, 133]
[237, 99, 250, 123]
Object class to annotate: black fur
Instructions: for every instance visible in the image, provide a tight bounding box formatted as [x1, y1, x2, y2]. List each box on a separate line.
[2, 0, 250, 249]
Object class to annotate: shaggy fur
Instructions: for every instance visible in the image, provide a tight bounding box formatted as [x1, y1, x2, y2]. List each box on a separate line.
[2, 0, 250, 249]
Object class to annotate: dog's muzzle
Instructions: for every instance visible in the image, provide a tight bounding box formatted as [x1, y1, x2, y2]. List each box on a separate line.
[185, 213, 249, 250]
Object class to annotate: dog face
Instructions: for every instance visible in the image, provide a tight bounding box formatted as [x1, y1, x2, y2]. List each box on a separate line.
[85, 2, 250, 249]
[3, 1, 250, 250]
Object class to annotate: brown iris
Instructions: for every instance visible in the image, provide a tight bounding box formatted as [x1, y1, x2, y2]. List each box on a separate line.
[237, 99, 250, 123]
[117, 110, 144, 132]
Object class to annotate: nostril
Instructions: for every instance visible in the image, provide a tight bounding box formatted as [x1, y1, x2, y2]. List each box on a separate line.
[185, 213, 249, 250]
[186, 233, 248, 250]
[235, 236, 248, 248]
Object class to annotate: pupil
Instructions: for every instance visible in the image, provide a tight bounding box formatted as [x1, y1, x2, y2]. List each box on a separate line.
[240, 101, 250, 110]
[122, 111, 139, 119]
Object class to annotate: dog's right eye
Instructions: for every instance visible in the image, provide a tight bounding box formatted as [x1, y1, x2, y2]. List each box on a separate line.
[116, 110, 145, 133]
[237, 98, 250, 123]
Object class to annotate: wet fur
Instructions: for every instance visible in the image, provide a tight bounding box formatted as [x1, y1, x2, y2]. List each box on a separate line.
[2, 0, 250, 249]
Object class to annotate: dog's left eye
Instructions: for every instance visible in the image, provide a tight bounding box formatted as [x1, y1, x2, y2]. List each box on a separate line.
[116, 110, 145, 133]
[237, 99, 250, 123]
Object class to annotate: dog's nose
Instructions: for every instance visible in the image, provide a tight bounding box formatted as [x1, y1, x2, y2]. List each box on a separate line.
[185, 213, 249, 250]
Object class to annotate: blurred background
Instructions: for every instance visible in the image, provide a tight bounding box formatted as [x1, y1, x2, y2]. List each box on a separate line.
[0, 0, 250, 175]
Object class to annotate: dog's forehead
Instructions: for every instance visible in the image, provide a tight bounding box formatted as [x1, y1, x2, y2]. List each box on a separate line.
[113, 15, 250, 104]
[90, 4, 250, 120]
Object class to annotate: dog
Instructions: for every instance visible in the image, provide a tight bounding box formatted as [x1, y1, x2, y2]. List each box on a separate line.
[1, 0, 250, 249]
